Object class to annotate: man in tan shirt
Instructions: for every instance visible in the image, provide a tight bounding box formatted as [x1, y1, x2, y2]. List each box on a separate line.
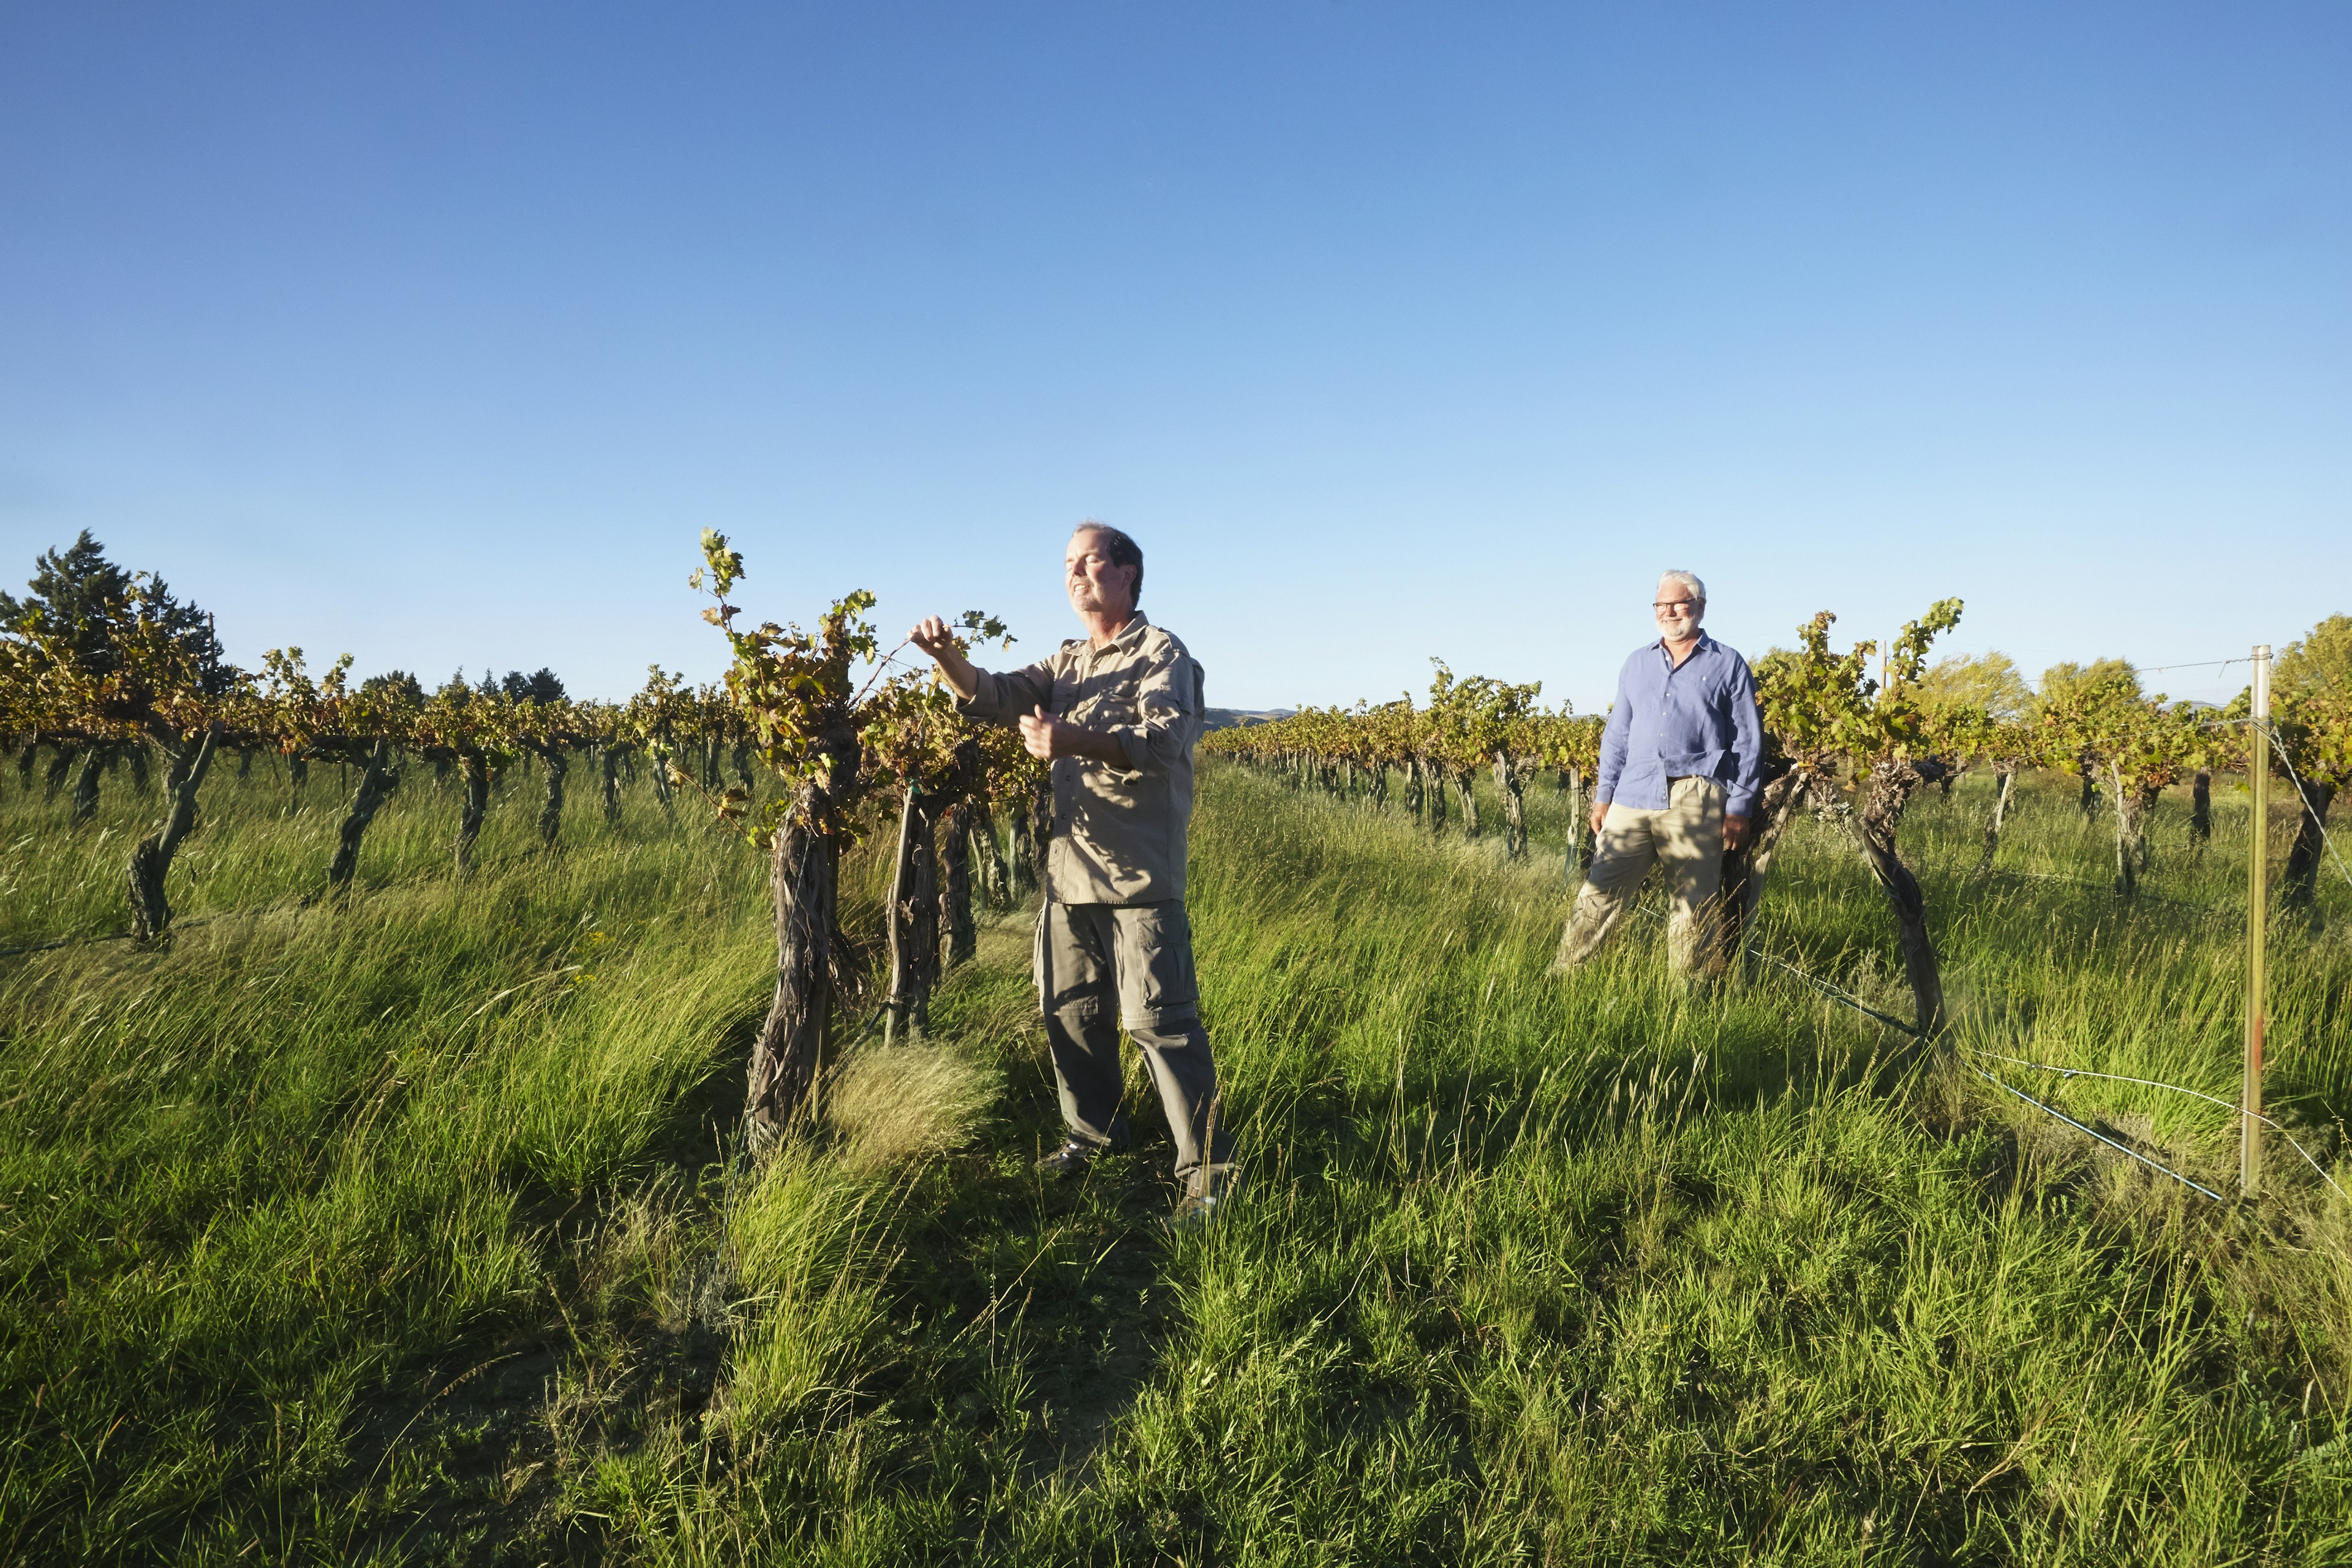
[910, 523, 1233, 1223]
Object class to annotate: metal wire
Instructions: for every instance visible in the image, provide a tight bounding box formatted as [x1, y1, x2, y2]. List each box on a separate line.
[2265, 726, 2352, 898]
[1962, 1061, 2230, 1202]
[1964, 1046, 2350, 1207]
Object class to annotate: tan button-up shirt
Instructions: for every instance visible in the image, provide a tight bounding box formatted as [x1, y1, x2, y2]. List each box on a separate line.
[958, 612, 1205, 905]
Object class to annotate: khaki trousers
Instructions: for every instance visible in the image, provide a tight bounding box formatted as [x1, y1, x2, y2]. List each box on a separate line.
[1035, 900, 1232, 1196]
[1555, 776, 1727, 979]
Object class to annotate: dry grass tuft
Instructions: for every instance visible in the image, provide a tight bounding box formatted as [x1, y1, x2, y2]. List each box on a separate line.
[826, 1039, 995, 1174]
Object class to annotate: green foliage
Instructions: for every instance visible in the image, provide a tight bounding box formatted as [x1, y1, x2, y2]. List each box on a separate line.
[1754, 599, 1968, 776]
[2038, 657, 2142, 710]
[1918, 650, 2033, 724]
[2277, 613, 2352, 703]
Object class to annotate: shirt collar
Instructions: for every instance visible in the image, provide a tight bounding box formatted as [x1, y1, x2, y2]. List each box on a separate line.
[1078, 611, 1150, 654]
[1654, 631, 1715, 658]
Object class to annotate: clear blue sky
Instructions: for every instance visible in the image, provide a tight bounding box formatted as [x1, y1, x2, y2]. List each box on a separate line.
[3, 2, 2346, 710]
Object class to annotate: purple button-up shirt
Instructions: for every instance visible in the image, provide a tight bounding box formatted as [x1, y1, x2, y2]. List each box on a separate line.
[1594, 632, 1765, 818]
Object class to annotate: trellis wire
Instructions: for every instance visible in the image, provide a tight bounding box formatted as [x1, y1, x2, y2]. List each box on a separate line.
[1732, 916, 2329, 1208]
[1963, 1046, 2349, 1207]
[1961, 1061, 2230, 1202]
[2265, 726, 2352, 898]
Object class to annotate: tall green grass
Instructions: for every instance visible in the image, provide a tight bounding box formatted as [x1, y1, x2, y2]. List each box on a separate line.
[2, 756, 2347, 1563]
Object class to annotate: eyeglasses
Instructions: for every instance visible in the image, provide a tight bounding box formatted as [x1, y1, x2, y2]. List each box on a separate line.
[1653, 600, 1697, 612]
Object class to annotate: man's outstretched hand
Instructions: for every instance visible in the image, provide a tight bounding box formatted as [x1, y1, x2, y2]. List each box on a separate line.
[1723, 812, 1751, 854]
[907, 617, 979, 699]
[908, 616, 956, 660]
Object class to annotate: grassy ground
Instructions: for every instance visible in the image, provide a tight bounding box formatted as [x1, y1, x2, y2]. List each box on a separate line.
[2, 753, 2348, 1564]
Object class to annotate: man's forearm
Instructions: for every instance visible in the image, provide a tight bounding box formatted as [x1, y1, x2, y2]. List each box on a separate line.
[933, 647, 980, 701]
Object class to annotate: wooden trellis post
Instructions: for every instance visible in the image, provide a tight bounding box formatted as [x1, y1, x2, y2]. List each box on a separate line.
[2242, 643, 2271, 1197]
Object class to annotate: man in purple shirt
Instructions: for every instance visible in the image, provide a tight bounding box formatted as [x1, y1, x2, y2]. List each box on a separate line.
[1554, 570, 1765, 981]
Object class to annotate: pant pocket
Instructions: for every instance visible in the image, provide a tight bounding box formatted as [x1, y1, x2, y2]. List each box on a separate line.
[1118, 903, 1199, 1025]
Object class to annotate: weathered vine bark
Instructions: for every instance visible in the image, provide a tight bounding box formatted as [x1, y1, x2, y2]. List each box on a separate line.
[1561, 768, 1588, 882]
[126, 723, 222, 943]
[2190, 770, 2212, 848]
[883, 783, 942, 1043]
[1978, 765, 2016, 869]
[969, 802, 1009, 907]
[649, 745, 674, 813]
[744, 783, 840, 1148]
[1009, 796, 1038, 895]
[1492, 750, 1526, 860]
[535, 744, 567, 848]
[2078, 760, 2098, 818]
[2106, 760, 2156, 897]
[1454, 769, 1480, 839]
[1850, 760, 1943, 1037]
[288, 753, 309, 793]
[2283, 780, 2337, 909]
[939, 797, 975, 969]
[1368, 762, 1387, 810]
[1403, 757, 1425, 824]
[600, 744, 624, 828]
[1716, 764, 1806, 972]
[328, 740, 401, 891]
[70, 747, 104, 824]
[42, 746, 72, 804]
[1427, 759, 1447, 835]
[455, 751, 490, 873]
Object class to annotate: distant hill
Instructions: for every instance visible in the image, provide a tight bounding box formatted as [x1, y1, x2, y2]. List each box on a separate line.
[1204, 706, 1295, 731]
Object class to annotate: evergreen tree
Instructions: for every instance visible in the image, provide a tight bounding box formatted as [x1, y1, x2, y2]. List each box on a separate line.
[0, 530, 232, 692]
[501, 668, 567, 705]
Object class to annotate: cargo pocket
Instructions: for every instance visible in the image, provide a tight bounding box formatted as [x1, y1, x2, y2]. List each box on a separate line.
[1118, 902, 1199, 1030]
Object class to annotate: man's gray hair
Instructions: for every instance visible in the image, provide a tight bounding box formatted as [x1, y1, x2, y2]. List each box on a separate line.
[1075, 521, 1145, 606]
[1659, 569, 1706, 611]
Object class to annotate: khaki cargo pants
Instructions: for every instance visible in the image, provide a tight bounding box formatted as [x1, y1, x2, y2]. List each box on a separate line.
[1554, 775, 1727, 979]
[1035, 900, 1233, 1196]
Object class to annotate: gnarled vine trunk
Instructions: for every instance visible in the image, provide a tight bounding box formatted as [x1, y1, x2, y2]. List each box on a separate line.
[2190, 769, 2212, 848]
[1850, 760, 1942, 1037]
[2283, 780, 2337, 910]
[1454, 769, 1480, 838]
[2108, 761, 2151, 897]
[535, 744, 567, 848]
[1716, 764, 1806, 973]
[745, 782, 842, 1150]
[1493, 750, 1526, 861]
[70, 747, 104, 824]
[127, 723, 222, 942]
[328, 740, 401, 890]
[967, 801, 1008, 908]
[1978, 765, 2016, 869]
[600, 745, 624, 828]
[939, 797, 976, 969]
[884, 783, 941, 1042]
[1425, 759, 1447, 835]
[1561, 768, 1591, 883]
[1403, 758, 1424, 824]
[455, 751, 491, 873]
